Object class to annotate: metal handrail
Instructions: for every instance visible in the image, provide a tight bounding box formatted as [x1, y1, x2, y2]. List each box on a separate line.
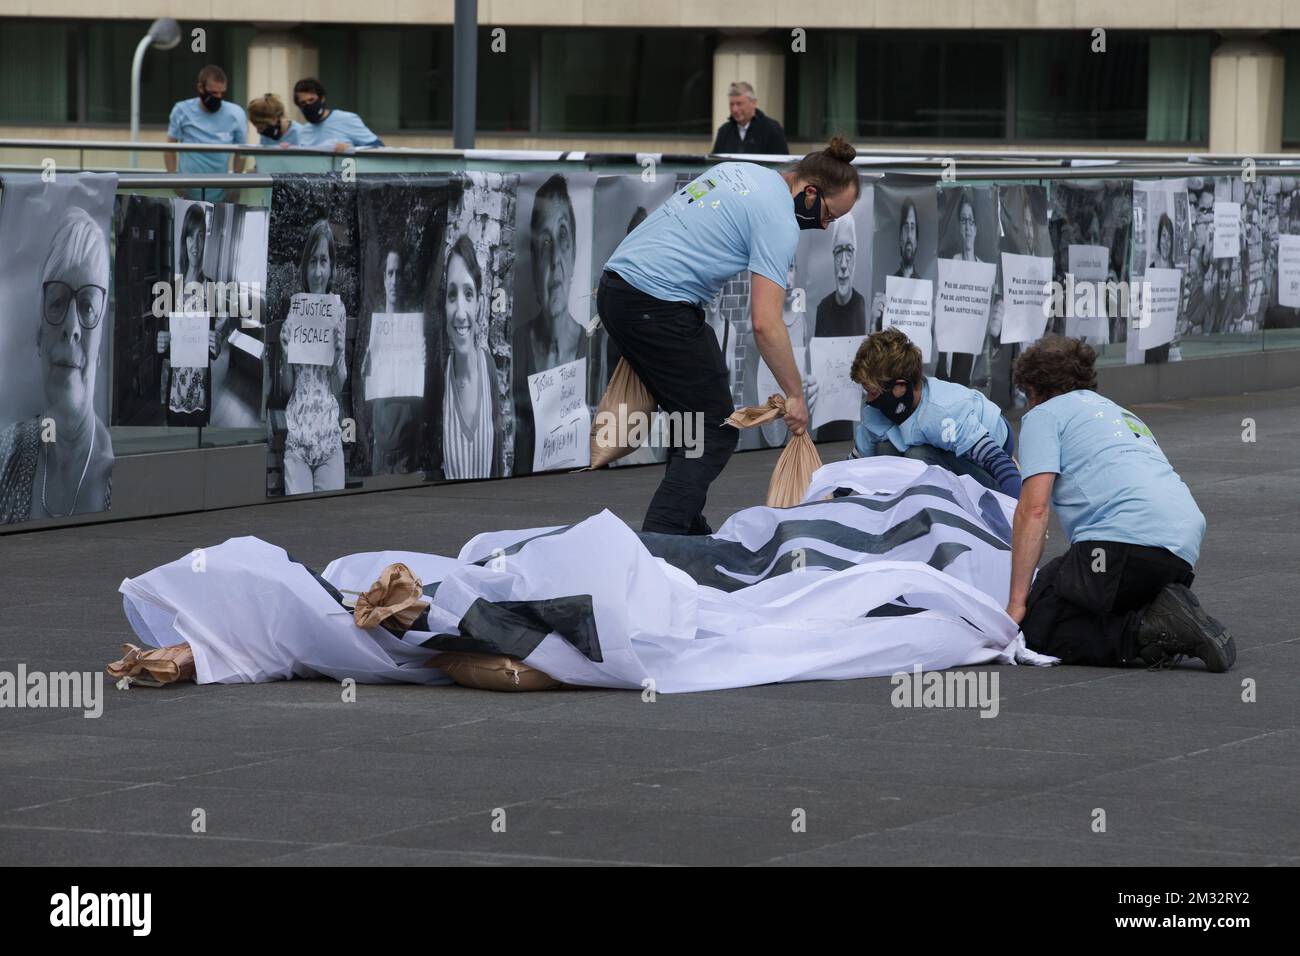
[81, 164, 1300, 189]
[2, 136, 1299, 164]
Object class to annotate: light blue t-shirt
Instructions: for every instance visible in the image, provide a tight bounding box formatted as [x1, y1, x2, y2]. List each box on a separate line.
[855, 377, 1009, 457]
[259, 122, 303, 147]
[1018, 389, 1205, 565]
[168, 98, 247, 175]
[296, 110, 382, 149]
[604, 162, 800, 307]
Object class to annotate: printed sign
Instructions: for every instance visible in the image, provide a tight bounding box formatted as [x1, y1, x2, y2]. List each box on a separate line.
[935, 259, 996, 355]
[883, 275, 934, 362]
[999, 253, 1052, 344]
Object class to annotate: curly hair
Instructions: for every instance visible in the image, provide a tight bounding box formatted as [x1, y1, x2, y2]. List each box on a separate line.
[850, 328, 922, 393]
[1013, 334, 1098, 402]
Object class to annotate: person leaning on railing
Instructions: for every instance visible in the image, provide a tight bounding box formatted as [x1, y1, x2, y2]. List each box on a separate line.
[164, 64, 247, 202]
[248, 93, 303, 148]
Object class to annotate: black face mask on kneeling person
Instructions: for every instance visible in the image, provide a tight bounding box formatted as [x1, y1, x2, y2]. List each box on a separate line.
[869, 378, 917, 425]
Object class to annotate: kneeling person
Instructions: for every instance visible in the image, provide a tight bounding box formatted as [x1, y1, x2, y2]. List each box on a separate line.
[849, 328, 1021, 498]
[1006, 335, 1234, 671]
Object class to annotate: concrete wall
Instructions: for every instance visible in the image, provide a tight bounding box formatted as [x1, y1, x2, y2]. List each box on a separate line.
[2, 1, 1300, 27]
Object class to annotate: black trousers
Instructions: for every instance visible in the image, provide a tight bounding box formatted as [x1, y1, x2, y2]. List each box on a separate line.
[1020, 540, 1195, 666]
[596, 270, 738, 535]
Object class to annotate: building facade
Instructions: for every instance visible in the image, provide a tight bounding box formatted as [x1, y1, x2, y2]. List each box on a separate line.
[0, 2, 1296, 155]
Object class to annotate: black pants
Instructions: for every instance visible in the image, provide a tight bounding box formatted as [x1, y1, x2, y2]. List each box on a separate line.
[1020, 540, 1195, 666]
[597, 270, 738, 535]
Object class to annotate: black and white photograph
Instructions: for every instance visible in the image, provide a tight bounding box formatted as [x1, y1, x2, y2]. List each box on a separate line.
[590, 173, 676, 466]
[934, 183, 1000, 390]
[203, 201, 268, 431]
[265, 175, 359, 496]
[510, 171, 596, 475]
[432, 171, 516, 481]
[0, 173, 116, 525]
[1048, 179, 1133, 346]
[353, 175, 449, 478]
[1131, 178, 1191, 362]
[110, 193, 172, 427]
[994, 184, 1052, 406]
[872, 178, 938, 367]
[796, 178, 873, 442]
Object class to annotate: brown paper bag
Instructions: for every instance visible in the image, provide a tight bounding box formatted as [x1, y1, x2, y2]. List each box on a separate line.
[431, 652, 566, 692]
[106, 643, 196, 686]
[725, 394, 824, 508]
[354, 563, 430, 636]
[587, 357, 657, 469]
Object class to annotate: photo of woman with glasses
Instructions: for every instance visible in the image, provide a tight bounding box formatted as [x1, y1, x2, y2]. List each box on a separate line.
[0, 207, 115, 523]
[278, 219, 348, 493]
[155, 201, 218, 427]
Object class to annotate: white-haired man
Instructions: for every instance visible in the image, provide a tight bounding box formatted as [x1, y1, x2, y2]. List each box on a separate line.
[711, 81, 790, 156]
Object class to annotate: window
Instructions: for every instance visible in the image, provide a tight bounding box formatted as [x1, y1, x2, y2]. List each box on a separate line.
[537, 29, 712, 135]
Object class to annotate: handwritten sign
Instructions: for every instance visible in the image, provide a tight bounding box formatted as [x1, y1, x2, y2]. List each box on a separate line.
[883, 276, 934, 362]
[1132, 267, 1181, 351]
[935, 259, 996, 355]
[366, 312, 425, 399]
[285, 293, 340, 366]
[1279, 234, 1300, 308]
[1213, 202, 1241, 259]
[808, 337, 862, 429]
[169, 313, 208, 368]
[999, 252, 1052, 344]
[529, 357, 591, 472]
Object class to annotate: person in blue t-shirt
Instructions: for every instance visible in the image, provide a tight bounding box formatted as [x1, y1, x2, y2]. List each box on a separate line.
[292, 78, 383, 152]
[1008, 335, 1235, 672]
[165, 65, 247, 202]
[848, 328, 1022, 498]
[598, 136, 861, 535]
[248, 93, 303, 148]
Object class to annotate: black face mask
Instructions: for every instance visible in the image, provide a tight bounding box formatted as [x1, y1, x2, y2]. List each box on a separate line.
[868, 379, 917, 425]
[299, 100, 325, 124]
[199, 89, 223, 113]
[259, 124, 282, 140]
[793, 186, 825, 231]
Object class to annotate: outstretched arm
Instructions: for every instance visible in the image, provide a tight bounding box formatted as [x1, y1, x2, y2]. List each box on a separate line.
[1006, 472, 1055, 623]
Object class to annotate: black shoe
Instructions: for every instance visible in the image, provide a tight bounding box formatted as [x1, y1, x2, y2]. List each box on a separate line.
[687, 513, 714, 536]
[1135, 584, 1236, 673]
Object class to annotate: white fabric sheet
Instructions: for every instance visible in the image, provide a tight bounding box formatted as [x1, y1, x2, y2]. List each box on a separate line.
[119, 457, 1054, 692]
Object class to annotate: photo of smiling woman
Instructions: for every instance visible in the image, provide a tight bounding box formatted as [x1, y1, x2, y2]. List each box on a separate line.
[440, 235, 502, 479]
[0, 207, 115, 523]
[278, 219, 348, 494]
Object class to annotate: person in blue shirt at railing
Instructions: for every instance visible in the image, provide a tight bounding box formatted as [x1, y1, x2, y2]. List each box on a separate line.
[165, 65, 247, 202]
[848, 327, 1022, 499]
[291, 78, 384, 153]
[248, 94, 303, 148]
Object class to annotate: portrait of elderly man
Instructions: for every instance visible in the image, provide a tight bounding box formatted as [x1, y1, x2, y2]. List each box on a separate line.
[812, 212, 866, 440]
[711, 81, 790, 156]
[512, 173, 589, 471]
[0, 207, 115, 523]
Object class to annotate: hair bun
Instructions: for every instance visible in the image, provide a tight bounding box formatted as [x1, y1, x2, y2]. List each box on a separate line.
[825, 135, 857, 165]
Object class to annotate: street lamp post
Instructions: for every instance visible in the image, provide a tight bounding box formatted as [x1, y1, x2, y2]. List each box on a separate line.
[130, 18, 182, 168]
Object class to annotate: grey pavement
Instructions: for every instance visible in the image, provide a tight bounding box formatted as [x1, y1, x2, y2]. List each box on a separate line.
[1, 387, 1297, 866]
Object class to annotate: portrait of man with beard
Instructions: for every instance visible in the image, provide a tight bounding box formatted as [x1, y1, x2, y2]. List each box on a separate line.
[512, 174, 590, 472]
[872, 198, 919, 331]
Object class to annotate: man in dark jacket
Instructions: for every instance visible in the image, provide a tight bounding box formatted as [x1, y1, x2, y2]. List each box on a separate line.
[711, 82, 790, 155]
